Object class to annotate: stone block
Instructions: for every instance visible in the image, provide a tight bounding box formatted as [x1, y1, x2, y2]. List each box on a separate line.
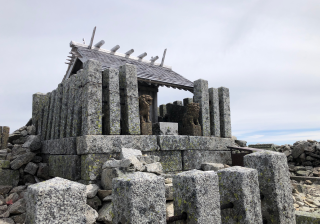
[136, 155, 160, 164]
[183, 150, 232, 170]
[102, 68, 121, 135]
[24, 162, 38, 175]
[37, 163, 49, 180]
[1, 126, 9, 150]
[0, 169, 19, 186]
[208, 87, 220, 137]
[235, 139, 247, 147]
[81, 154, 119, 181]
[76, 135, 158, 154]
[48, 155, 81, 180]
[101, 168, 125, 190]
[25, 177, 87, 224]
[295, 211, 320, 223]
[42, 137, 77, 154]
[173, 170, 221, 223]
[66, 75, 76, 138]
[218, 87, 232, 138]
[244, 151, 296, 223]
[81, 60, 102, 136]
[32, 93, 45, 135]
[194, 79, 210, 136]
[141, 122, 152, 135]
[217, 166, 263, 223]
[97, 202, 112, 223]
[143, 162, 163, 174]
[157, 135, 189, 150]
[201, 163, 224, 171]
[152, 122, 178, 135]
[53, 84, 63, 139]
[22, 135, 41, 151]
[10, 152, 36, 170]
[41, 93, 51, 140]
[46, 89, 56, 140]
[72, 71, 84, 137]
[144, 151, 182, 172]
[119, 64, 140, 135]
[120, 148, 142, 160]
[112, 172, 166, 223]
[159, 104, 167, 117]
[60, 78, 71, 138]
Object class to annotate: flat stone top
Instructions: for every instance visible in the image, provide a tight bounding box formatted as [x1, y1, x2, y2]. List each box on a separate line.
[295, 210, 320, 218]
[245, 150, 285, 158]
[217, 166, 256, 174]
[176, 169, 217, 178]
[28, 177, 85, 191]
[114, 172, 163, 182]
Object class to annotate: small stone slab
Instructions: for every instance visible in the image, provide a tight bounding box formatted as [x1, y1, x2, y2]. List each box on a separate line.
[152, 122, 178, 135]
[244, 151, 296, 223]
[173, 170, 221, 224]
[48, 155, 81, 180]
[295, 211, 320, 223]
[76, 135, 158, 154]
[22, 135, 41, 151]
[201, 163, 224, 171]
[26, 177, 86, 224]
[0, 169, 19, 186]
[217, 166, 263, 223]
[112, 172, 166, 223]
[10, 152, 36, 170]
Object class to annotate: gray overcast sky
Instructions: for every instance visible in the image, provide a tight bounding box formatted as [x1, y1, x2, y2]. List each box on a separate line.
[0, 0, 319, 145]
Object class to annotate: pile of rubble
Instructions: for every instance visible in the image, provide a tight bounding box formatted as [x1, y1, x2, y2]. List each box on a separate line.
[273, 140, 320, 177]
[0, 122, 49, 223]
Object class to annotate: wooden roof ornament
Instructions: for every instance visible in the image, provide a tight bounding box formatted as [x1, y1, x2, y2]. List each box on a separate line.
[64, 27, 194, 92]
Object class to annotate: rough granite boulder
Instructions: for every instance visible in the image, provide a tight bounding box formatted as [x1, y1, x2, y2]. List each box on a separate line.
[120, 148, 142, 160]
[26, 177, 87, 224]
[22, 135, 41, 151]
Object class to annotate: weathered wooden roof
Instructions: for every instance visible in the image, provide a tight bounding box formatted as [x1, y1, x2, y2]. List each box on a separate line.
[66, 42, 194, 91]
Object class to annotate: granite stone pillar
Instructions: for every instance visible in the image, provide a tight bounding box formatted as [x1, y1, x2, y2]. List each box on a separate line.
[41, 93, 51, 140]
[81, 60, 103, 135]
[37, 94, 47, 136]
[1, 126, 9, 149]
[102, 68, 120, 135]
[66, 75, 76, 138]
[32, 93, 45, 134]
[173, 170, 221, 224]
[112, 172, 166, 223]
[159, 104, 167, 117]
[72, 70, 83, 137]
[208, 88, 220, 137]
[218, 87, 231, 138]
[60, 78, 71, 138]
[52, 84, 63, 139]
[217, 166, 263, 224]
[46, 90, 56, 140]
[194, 79, 210, 136]
[244, 151, 296, 223]
[119, 64, 140, 135]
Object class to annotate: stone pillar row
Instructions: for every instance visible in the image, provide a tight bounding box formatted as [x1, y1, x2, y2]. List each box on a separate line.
[32, 60, 141, 140]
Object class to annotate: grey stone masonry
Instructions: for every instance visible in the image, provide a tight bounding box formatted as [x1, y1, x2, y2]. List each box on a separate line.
[112, 172, 166, 224]
[173, 170, 221, 224]
[53, 83, 63, 139]
[217, 166, 263, 224]
[159, 104, 167, 117]
[173, 100, 182, 106]
[76, 135, 158, 154]
[60, 77, 71, 138]
[26, 177, 87, 224]
[208, 88, 220, 137]
[1, 126, 9, 149]
[42, 137, 77, 154]
[48, 155, 81, 180]
[37, 94, 47, 136]
[32, 93, 45, 135]
[41, 93, 51, 140]
[244, 151, 296, 224]
[72, 70, 83, 137]
[46, 89, 56, 140]
[66, 74, 76, 138]
[119, 63, 140, 135]
[152, 122, 178, 135]
[81, 60, 103, 135]
[194, 79, 210, 136]
[218, 87, 232, 138]
[183, 97, 193, 106]
[102, 68, 120, 135]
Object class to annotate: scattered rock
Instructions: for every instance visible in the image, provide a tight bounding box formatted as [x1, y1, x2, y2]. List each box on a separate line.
[86, 184, 99, 199]
[87, 196, 102, 211]
[10, 152, 36, 170]
[85, 204, 98, 224]
[120, 148, 142, 160]
[97, 202, 112, 223]
[143, 162, 163, 174]
[22, 135, 41, 151]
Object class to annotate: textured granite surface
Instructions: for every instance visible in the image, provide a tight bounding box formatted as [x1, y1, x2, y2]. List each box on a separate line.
[102, 68, 120, 135]
[72, 70, 83, 137]
[218, 87, 232, 138]
[41, 93, 51, 140]
[194, 79, 210, 136]
[0, 169, 19, 186]
[295, 211, 320, 224]
[53, 84, 63, 139]
[60, 77, 71, 138]
[173, 170, 221, 224]
[144, 151, 182, 172]
[112, 172, 166, 223]
[217, 166, 263, 224]
[32, 93, 45, 135]
[26, 177, 86, 224]
[208, 87, 220, 137]
[42, 137, 77, 155]
[244, 151, 296, 224]
[48, 155, 81, 180]
[66, 75, 76, 138]
[46, 90, 56, 140]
